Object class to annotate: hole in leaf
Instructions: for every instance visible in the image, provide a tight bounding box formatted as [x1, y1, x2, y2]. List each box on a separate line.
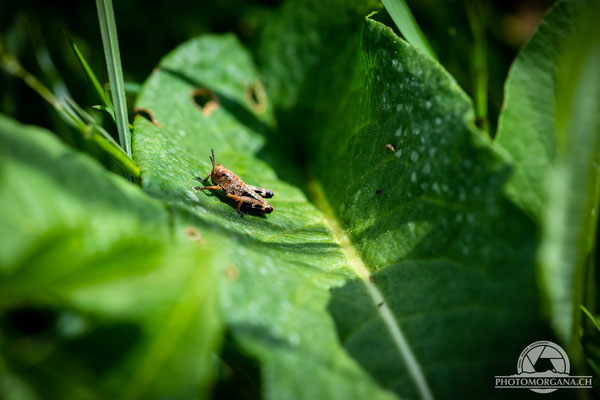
[183, 226, 204, 243]
[190, 88, 219, 116]
[225, 263, 240, 281]
[244, 80, 267, 113]
[134, 107, 161, 128]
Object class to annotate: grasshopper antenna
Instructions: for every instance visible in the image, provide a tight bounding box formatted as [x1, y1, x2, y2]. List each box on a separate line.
[195, 149, 215, 183]
[209, 149, 216, 168]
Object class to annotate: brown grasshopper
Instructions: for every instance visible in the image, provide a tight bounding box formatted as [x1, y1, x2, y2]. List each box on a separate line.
[195, 149, 274, 217]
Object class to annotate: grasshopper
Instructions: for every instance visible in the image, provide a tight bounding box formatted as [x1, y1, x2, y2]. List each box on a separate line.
[195, 149, 274, 217]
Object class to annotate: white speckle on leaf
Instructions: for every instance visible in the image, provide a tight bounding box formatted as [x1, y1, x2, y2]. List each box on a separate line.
[194, 204, 207, 214]
[425, 100, 432, 109]
[423, 162, 431, 174]
[429, 147, 437, 157]
[392, 59, 403, 72]
[396, 103, 403, 111]
[434, 117, 442, 126]
[395, 127, 403, 136]
[411, 151, 419, 163]
[395, 149, 402, 158]
[289, 332, 301, 346]
[432, 182, 440, 193]
[178, 129, 186, 136]
[411, 171, 417, 183]
[248, 302, 259, 315]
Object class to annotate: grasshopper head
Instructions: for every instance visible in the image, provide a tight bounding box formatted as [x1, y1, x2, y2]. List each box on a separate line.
[209, 149, 231, 184]
[211, 164, 229, 184]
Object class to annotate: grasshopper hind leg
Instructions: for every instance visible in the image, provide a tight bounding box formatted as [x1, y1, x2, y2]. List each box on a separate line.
[247, 185, 274, 198]
[226, 193, 272, 216]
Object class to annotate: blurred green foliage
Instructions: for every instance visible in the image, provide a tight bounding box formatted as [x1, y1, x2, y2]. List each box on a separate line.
[0, 115, 222, 399]
[0, 0, 282, 164]
[1, 0, 553, 145]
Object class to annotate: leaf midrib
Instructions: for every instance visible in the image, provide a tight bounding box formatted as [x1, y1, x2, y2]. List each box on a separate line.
[308, 177, 435, 400]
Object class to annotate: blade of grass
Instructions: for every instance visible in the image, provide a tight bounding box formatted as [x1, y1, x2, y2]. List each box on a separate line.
[581, 305, 600, 333]
[65, 98, 120, 147]
[467, 0, 489, 135]
[64, 30, 113, 108]
[381, 0, 437, 61]
[64, 97, 140, 176]
[22, 15, 70, 101]
[1, 42, 69, 121]
[95, 0, 131, 157]
[0, 43, 139, 177]
[67, 99, 140, 177]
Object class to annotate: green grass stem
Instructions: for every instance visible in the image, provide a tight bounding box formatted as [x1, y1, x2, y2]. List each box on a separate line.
[65, 30, 113, 108]
[95, 0, 131, 157]
[0, 44, 140, 177]
[467, 1, 489, 135]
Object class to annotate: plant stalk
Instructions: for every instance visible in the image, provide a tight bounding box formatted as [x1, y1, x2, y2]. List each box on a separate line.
[95, 0, 131, 157]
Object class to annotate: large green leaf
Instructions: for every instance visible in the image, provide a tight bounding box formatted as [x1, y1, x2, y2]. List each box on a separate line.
[0, 114, 221, 400]
[133, 8, 545, 399]
[262, 1, 547, 396]
[133, 33, 396, 400]
[495, 0, 600, 350]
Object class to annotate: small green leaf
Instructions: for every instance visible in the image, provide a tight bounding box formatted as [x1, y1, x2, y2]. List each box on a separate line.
[92, 104, 116, 120]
